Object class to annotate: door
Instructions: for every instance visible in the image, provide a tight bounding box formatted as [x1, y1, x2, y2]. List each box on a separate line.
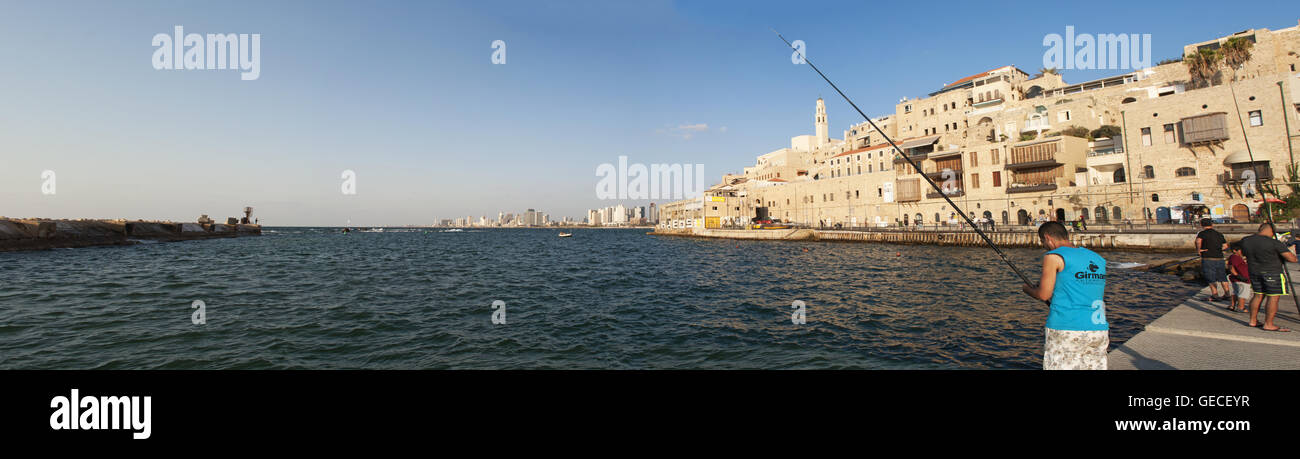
[1232, 204, 1250, 222]
[1017, 209, 1030, 225]
[1156, 207, 1171, 224]
[1055, 208, 1066, 222]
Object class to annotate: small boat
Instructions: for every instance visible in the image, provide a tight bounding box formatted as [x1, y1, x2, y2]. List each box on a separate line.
[558, 233, 573, 238]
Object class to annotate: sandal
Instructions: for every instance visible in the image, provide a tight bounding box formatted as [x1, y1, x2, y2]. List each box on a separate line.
[1261, 326, 1292, 332]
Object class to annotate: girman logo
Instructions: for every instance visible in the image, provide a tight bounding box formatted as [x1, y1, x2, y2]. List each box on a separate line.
[152, 26, 261, 80]
[50, 389, 152, 440]
[1075, 261, 1107, 280]
[1043, 26, 1151, 71]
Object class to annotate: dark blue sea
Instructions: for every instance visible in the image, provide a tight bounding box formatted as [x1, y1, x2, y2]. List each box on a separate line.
[0, 228, 1199, 369]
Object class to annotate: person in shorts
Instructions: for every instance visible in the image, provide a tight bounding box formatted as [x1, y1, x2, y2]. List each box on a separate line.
[1023, 221, 1108, 370]
[1227, 242, 1252, 312]
[1240, 223, 1298, 332]
[1195, 219, 1230, 301]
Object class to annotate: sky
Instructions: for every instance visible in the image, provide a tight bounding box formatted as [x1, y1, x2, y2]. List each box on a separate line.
[1, 0, 1297, 226]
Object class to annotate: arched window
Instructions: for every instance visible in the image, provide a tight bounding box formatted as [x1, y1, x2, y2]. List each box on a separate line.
[1112, 206, 1122, 221]
[1113, 167, 1126, 183]
[1143, 165, 1154, 179]
[1176, 167, 1197, 177]
[1151, 193, 1160, 202]
[1094, 206, 1108, 222]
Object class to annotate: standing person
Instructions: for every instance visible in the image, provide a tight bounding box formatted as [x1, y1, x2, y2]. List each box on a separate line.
[1078, 215, 1088, 231]
[1195, 218, 1230, 301]
[1023, 221, 1109, 370]
[1227, 242, 1252, 312]
[1240, 223, 1298, 332]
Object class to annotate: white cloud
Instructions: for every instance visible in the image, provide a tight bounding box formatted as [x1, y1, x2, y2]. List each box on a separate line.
[659, 123, 711, 140]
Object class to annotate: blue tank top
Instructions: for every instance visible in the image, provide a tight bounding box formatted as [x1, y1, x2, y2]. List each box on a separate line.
[1045, 246, 1108, 331]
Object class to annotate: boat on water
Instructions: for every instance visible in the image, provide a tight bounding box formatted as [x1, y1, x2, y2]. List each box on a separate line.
[558, 233, 573, 238]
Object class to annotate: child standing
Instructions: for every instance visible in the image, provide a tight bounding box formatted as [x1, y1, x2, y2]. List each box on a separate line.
[1227, 242, 1252, 312]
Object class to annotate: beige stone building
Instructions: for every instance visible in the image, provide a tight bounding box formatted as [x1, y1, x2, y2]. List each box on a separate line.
[660, 21, 1300, 230]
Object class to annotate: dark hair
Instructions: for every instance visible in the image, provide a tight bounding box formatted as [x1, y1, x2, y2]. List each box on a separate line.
[1260, 222, 1276, 234]
[1038, 221, 1069, 241]
[1200, 218, 1213, 227]
[1230, 241, 1242, 251]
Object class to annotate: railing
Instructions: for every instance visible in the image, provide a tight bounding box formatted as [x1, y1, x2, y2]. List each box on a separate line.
[1087, 148, 1123, 157]
[1006, 183, 1058, 193]
[926, 190, 965, 199]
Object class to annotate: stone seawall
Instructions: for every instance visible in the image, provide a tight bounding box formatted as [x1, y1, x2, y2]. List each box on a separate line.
[0, 218, 261, 252]
[651, 227, 1248, 252]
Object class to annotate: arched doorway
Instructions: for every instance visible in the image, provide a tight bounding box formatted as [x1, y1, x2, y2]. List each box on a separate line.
[1055, 208, 1066, 222]
[1094, 206, 1108, 223]
[1017, 209, 1030, 225]
[915, 213, 923, 225]
[1232, 204, 1250, 222]
[1112, 206, 1122, 222]
[1001, 210, 1009, 225]
[983, 210, 993, 221]
[903, 214, 909, 226]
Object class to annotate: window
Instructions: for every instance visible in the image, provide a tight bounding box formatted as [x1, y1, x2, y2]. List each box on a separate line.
[1163, 124, 1175, 143]
[1175, 167, 1196, 177]
[1151, 193, 1159, 202]
[992, 171, 1002, 187]
[971, 173, 980, 189]
[1143, 165, 1154, 179]
[991, 149, 999, 164]
[969, 152, 978, 168]
[1058, 110, 1071, 122]
[1141, 127, 1152, 146]
[1249, 110, 1262, 127]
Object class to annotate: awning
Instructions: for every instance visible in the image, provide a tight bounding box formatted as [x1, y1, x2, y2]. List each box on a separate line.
[1223, 150, 1267, 165]
[899, 135, 942, 150]
[927, 150, 963, 159]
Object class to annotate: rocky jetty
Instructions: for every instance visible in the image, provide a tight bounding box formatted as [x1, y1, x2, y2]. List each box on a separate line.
[0, 218, 261, 252]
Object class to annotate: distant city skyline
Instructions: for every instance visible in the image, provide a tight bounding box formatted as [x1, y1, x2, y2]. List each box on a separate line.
[1, 1, 1295, 226]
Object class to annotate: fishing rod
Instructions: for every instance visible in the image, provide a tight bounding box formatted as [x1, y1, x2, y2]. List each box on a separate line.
[772, 29, 1035, 286]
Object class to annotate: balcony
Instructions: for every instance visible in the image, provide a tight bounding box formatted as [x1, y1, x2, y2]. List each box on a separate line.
[1181, 113, 1229, 145]
[1220, 167, 1273, 184]
[1007, 138, 1063, 170]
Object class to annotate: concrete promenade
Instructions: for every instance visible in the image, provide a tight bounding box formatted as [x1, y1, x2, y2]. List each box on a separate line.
[1109, 264, 1300, 370]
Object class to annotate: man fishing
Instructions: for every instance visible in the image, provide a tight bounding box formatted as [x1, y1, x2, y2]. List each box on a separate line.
[1022, 221, 1109, 370]
[1239, 223, 1297, 332]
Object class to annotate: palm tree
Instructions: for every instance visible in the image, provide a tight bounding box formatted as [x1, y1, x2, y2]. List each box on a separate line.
[1220, 37, 1254, 82]
[1183, 47, 1221, 89]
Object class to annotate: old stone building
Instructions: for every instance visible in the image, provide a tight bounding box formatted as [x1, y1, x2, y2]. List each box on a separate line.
[661, 21, 1300, 230]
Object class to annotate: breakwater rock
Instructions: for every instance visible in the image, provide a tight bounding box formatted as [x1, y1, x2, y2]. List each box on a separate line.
[0, 218, 261, 252]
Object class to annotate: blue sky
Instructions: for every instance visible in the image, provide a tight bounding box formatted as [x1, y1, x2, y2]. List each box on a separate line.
[1, 0, 1296, 226]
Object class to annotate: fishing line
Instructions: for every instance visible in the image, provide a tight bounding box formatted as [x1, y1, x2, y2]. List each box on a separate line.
[772, 29, 1035, 286]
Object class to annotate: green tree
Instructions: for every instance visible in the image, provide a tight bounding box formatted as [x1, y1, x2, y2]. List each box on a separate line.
[1183, 47, 1221, 89]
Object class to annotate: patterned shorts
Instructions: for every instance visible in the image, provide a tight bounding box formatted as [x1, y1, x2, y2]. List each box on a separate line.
[1043, 328, 1109, 370]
